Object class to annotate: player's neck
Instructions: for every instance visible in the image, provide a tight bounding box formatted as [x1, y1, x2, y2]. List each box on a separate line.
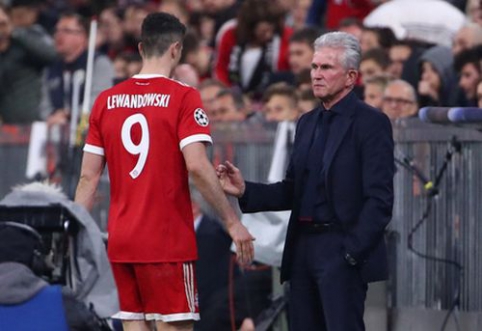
[138, 58, 175, 77]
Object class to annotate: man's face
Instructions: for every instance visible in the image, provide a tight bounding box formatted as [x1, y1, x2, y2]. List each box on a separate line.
[211, 94, 245, 122]
[289, 41, 314, 75]
[263, 95, 298, 122]
[364, 83, 384, 109]
[459, 63, 480, 100]
[452, 27, 474, 56]
[388, 45, 411, 79]
[382, 83, 417, 120]
[54, 17, 87, 58]
[200, 85, 223, 121]
[311, 47, 354, 105]
[359, 59, 384, 84]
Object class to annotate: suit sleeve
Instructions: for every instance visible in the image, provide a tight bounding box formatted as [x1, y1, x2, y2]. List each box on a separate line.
[344, 112, 394, 262]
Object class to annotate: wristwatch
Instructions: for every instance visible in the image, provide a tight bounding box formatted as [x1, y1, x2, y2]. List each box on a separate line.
[344, 252, 358, 266]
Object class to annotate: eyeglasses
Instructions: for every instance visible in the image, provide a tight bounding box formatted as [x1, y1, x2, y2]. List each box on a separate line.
[382, 96, 415, 105]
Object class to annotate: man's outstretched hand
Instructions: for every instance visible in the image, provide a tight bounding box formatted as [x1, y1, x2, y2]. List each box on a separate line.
[216, 161, 246, 198]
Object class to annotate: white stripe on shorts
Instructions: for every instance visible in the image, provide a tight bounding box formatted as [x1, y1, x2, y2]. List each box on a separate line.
[145, 312, 200, 322]
[183, 262, 195, 313]
[112, 311, 145, 320]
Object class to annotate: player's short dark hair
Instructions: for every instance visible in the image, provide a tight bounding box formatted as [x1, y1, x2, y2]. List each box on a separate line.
[141, 12, 186, 58]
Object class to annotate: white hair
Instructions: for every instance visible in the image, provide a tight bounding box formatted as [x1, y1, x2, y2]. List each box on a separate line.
[12, 181, 67, 200]
[313, 31, 361, 70]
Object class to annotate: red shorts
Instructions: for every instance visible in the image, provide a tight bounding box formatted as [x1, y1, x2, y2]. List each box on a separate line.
[110, 262, 199, 322]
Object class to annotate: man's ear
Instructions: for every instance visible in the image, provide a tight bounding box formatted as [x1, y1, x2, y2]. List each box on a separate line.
[138, 42, 144, 56]
[171, 41, 183, 60]
[346, 69, 359, 87]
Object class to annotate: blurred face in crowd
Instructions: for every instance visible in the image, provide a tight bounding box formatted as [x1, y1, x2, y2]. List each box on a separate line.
[360, 30, 379, 54]
[10, 5, 37, 28]
[253, 21, 275, 45]
[452, 27, 477, 56]
[0, 7, 12, 52]
[311, 47, 357, 108]
[289, 41, 314, 75]
[263, 95, 298, 122]
[382, 81, 417, 120]
[54, 17, 87, 62]
[298, 98, 318, 114]
[201, 0, 234, 14]
[364, 82, 384, 109]
[200, 84, 223, 120]
[420, 62, 441, 93]
[99, 8, 124, 45]
[159, 1, 189, 26]
[124, 5, 148, 39]
[459, 63, 481, 99]
[388, 44, 411, 79]
[359, 59, 384, 84]
[339, 24, 363, 41]
[210, 93, 245, 122]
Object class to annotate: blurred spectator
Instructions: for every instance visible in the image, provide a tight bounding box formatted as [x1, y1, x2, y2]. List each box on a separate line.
[364, 0, 466, 48]
[363, 74, 394, 109]
[295, 68, 312, 92]
[210, 88, 247, 122]
[359, 48, 390, 84]
[0, 3, 56, 124]
[288, 27, 320, 76]
[388, 41, 414, 79]
[40, 12, 114, 125]
[454, 46, 482, 106]
[173, 63, 200, 87]
[262, 83, 299, 122]
[466, 0, 482, 26]
[338, 17, 364, 41]
[269, 26, 320, 86]
[286, 0, 311, 31]
[360, 26, 396, 54]
[189, 10, 215, 46]
[158, 0, 190, 26]
[199, 78, 227, 117]
[417, 45, 458, 107]
[382, 79, 418, 120]
[122, 3, 150, 53]
[452, 23, 482, 56]
[0, 221, 103, 331]
[98, 6, 137, 60]
[9, 0, 40, 28]
[297, 88, 318, 114]
[202, 0, 241, 46]
[323, 0, 375, 30]
[180, 31, 212, 80]
[214, 0, 292, 99]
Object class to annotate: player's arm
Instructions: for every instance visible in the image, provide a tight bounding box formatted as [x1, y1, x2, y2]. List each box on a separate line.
[74, 152, 106, 211]
[182, 142, 254, 265]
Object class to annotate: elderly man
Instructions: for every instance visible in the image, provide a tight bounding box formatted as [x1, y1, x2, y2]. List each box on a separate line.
[382, 79, 419, 120]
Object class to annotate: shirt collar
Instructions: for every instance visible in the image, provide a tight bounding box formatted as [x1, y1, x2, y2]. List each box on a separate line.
[320, 90, 357, 116]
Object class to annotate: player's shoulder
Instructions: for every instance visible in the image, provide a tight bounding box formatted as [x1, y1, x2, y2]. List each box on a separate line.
[162, 76, 198, 93]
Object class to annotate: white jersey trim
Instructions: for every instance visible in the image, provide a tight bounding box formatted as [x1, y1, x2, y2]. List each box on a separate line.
[133, 74, 192, 87]
[84, 144, 105, 156]
[145, 312, 200, 322]
[112, 312, 145, 320]
[180, 134, 212, 150]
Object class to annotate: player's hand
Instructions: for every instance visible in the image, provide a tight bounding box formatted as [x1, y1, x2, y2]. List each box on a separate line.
[226, 220, 255, 266]
[216, 161, 246, 198]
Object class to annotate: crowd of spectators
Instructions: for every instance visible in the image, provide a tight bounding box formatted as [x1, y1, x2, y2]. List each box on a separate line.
[2, 0, 482, 329]
[1, 0, 482, 126]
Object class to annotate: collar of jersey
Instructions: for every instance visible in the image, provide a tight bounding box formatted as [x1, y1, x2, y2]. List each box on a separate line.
[132, 74, 167, 79]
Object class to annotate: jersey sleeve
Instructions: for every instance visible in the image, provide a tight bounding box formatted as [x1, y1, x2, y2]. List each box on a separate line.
[83, 93, 105, 156]
[178, 88, 212, 150]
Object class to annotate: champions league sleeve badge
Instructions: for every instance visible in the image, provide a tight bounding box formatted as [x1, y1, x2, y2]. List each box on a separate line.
[194, 108, 209, 127]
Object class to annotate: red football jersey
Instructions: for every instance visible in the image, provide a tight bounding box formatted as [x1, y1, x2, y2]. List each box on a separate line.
[84, 74, 212, 263]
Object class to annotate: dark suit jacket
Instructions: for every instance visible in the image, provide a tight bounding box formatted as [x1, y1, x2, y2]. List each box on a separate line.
[239, 91, 394, 283]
